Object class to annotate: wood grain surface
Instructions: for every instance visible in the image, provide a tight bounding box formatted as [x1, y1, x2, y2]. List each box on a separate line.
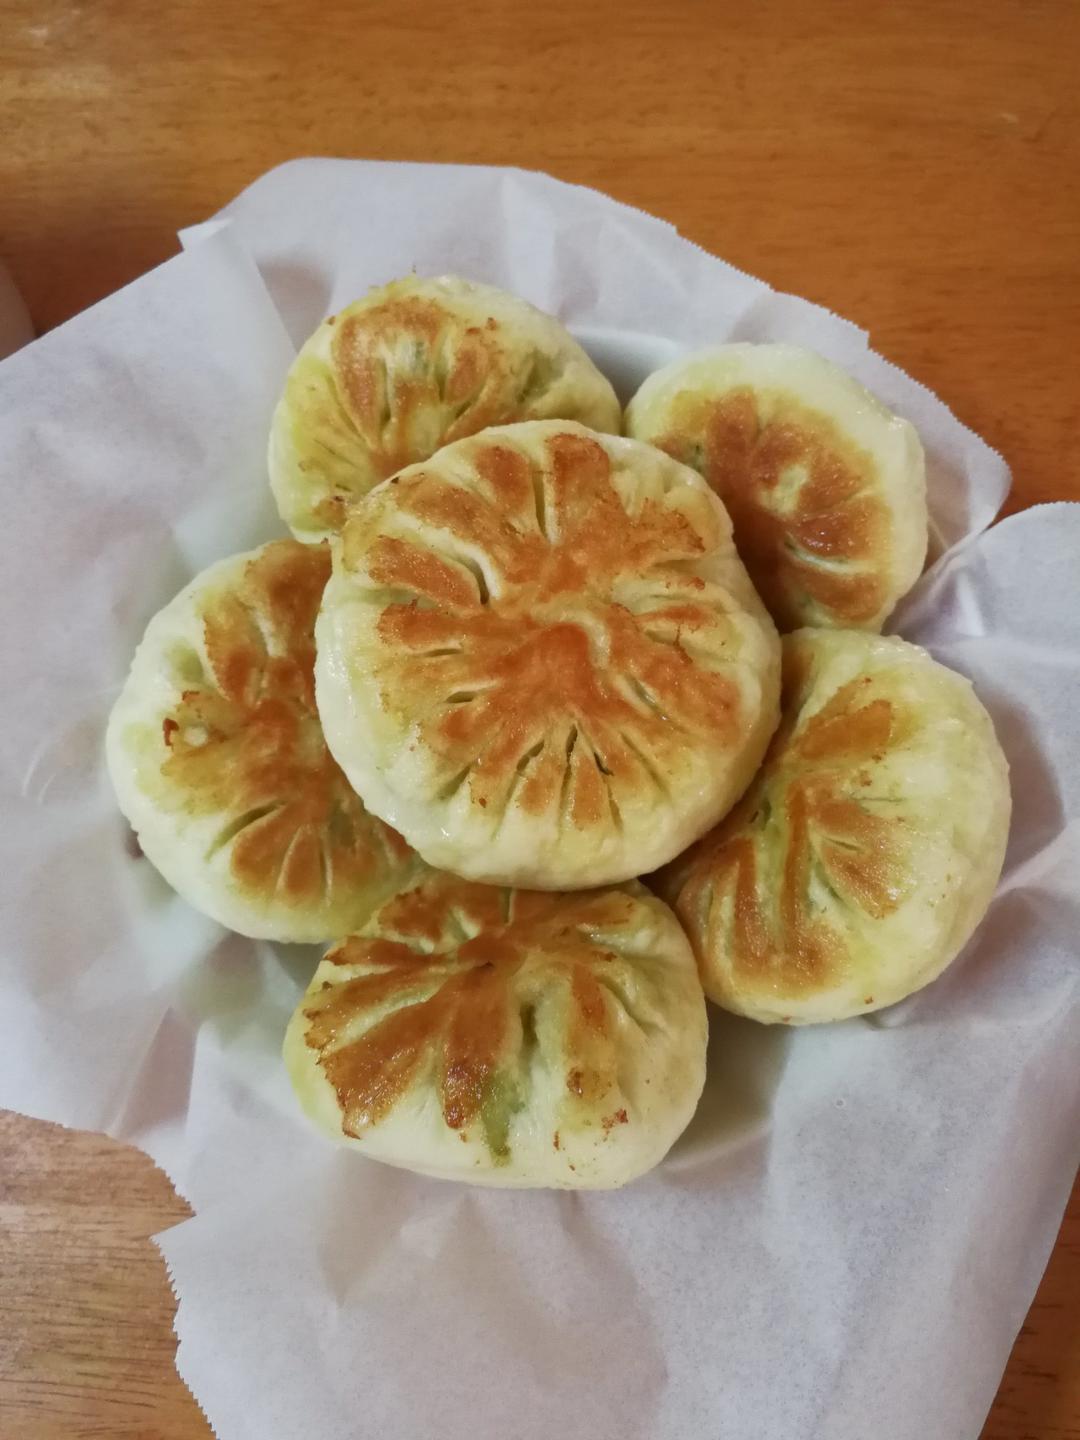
[1, 0, 1077, 1436]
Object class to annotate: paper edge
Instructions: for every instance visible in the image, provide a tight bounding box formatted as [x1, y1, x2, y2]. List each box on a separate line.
[154, 1230, 225, 1440]
[197, 157, 1011, 566]
[5, 155, 1070, 1440]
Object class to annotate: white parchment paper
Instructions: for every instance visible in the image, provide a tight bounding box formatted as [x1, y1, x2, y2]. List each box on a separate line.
[2, 160, 1077, 1440]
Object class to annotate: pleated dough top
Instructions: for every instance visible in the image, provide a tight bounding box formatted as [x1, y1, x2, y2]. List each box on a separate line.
[624, 343, 928, 632]
[269, 275, 621, 541]
[314, 421, 781, 889]
[106, 539, 414, 942]
[657, 628, 1011, 1023]
[284, 869, 707, 1188]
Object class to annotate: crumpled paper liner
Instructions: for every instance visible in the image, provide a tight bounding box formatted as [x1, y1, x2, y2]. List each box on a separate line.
[0, 160, 1075, 1440]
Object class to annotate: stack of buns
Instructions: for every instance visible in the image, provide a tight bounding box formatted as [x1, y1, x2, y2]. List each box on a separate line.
[107, 276, 1010, 1189]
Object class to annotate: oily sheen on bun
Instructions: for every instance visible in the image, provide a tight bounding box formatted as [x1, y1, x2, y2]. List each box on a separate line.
[106, 540, 414, 941]
[625, 343, 927, 633]
[269, 275, 621, 541]
[656, 628, 1011, 1023]
[284, 869, 707, 1188]
[314, 420, 781, 888]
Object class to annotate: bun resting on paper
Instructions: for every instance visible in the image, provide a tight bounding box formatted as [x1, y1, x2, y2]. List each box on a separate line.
[268, 275, 621, 542]
[656, 629, 1011, 1024]
[283, 868, 707, 1188]
[106, 540, 415, 942]
[624, 343, 928, 633]
[314, 420, 782, 889]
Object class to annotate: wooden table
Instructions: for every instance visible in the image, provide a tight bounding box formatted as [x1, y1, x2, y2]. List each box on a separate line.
[1, 1, 1077, 1434]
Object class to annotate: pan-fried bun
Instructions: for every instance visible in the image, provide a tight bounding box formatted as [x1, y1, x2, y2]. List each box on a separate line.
[283, 869, 707, 1188]
[624, 343, 927, 632]
[656, 628, 1011, 1024]
[314, 421, 781, 889]
[269, 275, 621, 541]
[106, 540, 414, 941]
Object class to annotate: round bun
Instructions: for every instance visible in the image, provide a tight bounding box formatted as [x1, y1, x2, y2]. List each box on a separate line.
[314, 420, 781, 889]
[283, 869, 707, 1188]
[624, 343, 927, 632]
[269, 275, 621, 541]
[656, 628, 1011, 1024]
[106, 540, 415, 942]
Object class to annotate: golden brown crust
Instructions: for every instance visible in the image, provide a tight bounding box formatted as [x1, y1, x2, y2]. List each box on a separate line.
[659, 629, 1010, 1022]
[655, 388, 890, 629]
[342, 429, 750, 828]
[670, 646, 921, 998]
[331, 299, 521, 485]
[151, 540, 410, 909]
[301, 875, 642, 1151]
[270, 277, 620, 541]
